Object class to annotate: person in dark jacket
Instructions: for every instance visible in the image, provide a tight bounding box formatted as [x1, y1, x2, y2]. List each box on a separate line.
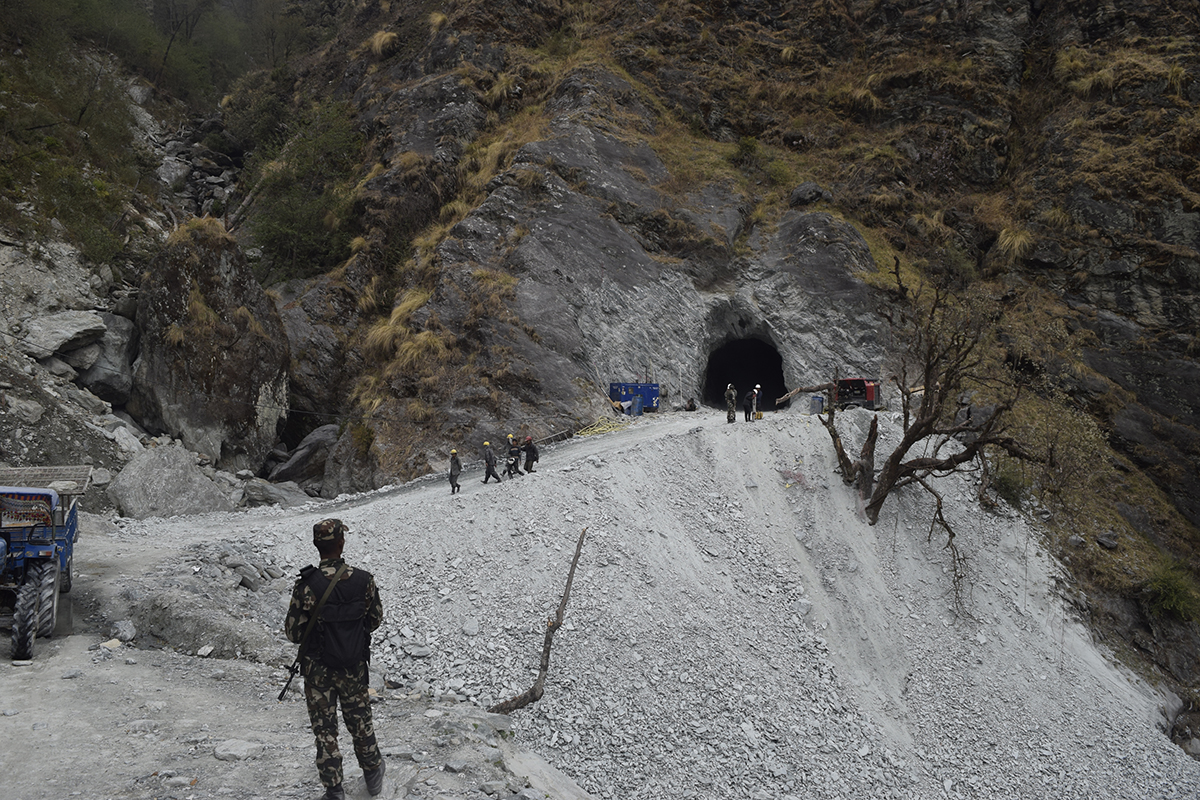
[482, 442, 502, 483]
[724, 383, 737, 423]
[285, 519, 386, 800]
[505, 436, 524, 478]
[521, 436, 539, 472]
[744, 388, 756, 422]
[448, 449, 462, 494]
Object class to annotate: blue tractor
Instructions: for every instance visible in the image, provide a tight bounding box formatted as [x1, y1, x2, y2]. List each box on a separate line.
[1, 466, 91, 661]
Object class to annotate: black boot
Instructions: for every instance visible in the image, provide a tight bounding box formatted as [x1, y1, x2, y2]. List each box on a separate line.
[317, 785, 345, 800]
[364, 760, 386, 796]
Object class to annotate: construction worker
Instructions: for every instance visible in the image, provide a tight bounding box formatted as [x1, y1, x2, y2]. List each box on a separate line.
[724, 383, 737, 423]
[448, 449, 462, 494]
[505, 435, 524, 478]
[482, 442, 502, 483]
[754, 384, 762, 418]
[521, 436, 539, 472]
[744, 388, 756, 422]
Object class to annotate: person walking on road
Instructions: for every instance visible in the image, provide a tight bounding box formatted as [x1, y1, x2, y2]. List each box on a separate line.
[521, 436, 539, 472]
[448, 449, 462, 494]
[724, 383, 737, 423]
[482, 442, 502, 483]
[505, 436, 524, 478]
[284, 519, 387, 800]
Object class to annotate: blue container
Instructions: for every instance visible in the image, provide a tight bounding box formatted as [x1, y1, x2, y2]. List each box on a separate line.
[809, 395, 825, 415]
[630, 396, 644, 416]
[609, 382, 660, 412]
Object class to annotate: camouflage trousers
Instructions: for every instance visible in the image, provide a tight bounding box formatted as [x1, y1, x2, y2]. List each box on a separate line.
[726, 400, 736, 422]
[303, 660, 382, 789]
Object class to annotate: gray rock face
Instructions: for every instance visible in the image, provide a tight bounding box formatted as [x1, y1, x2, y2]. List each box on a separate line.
[1079, 309, 1200, 527]
[437, 105, 883, 419]
[77, 313, 139, 405]
[107, 444, 235, 519]
[272, 278, 363, 448]
[0, 240, 102, 323]
[321, 426, 383, 500]
[17, 310, 107, 360]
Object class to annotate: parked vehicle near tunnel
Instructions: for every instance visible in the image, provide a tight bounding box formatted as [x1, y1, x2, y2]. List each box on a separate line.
[835, 379, 881, 410]
[1, 466, 91, 661]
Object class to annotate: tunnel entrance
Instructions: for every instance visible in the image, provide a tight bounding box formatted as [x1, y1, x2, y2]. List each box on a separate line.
[702, 339, 789, 411]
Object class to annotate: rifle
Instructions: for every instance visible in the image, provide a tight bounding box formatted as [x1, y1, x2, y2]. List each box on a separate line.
[279, 563, 347, 701]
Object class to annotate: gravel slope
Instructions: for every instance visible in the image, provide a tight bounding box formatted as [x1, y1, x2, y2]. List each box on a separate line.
[38, 407, 1200, 800]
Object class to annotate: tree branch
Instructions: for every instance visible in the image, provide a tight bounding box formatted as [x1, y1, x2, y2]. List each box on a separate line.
[487, 527, 588, 715]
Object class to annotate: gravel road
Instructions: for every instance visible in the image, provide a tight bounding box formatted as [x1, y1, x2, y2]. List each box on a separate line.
[3, 407, 1197, 800]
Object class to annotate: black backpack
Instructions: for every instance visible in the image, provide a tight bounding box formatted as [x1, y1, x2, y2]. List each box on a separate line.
[303, 567, 371, 670]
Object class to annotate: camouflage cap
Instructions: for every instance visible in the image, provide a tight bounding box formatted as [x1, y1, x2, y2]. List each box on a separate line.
[313, 518, 348, 542]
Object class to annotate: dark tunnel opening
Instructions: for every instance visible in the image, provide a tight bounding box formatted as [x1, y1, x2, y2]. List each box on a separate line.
[702, 339, 789, 411]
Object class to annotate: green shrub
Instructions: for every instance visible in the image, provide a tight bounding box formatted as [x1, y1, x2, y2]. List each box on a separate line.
[351, 422, 375, 458]
[991, 454, 1028, 507]
[765, 160, 792, 187]
[732, 136, 763, 169]
[248, 102, 364, 279]
[223, 66, 296, 154]
[1142, 558, 1200, 622]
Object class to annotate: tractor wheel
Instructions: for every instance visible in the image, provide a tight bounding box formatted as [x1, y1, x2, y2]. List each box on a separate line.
[36, 561, 61, 638]
[11, 571, 40, 661]
[60, 553, 73, 594]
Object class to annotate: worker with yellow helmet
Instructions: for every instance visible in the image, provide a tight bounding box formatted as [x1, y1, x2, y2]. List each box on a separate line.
[448, 448, 462, 494]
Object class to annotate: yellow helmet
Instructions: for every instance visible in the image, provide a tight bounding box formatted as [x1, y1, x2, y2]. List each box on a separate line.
[484, 441, 490, 446]
[450, 449, 457, 454]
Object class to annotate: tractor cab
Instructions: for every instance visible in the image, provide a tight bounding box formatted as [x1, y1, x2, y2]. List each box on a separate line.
[0, 466, 91, 661]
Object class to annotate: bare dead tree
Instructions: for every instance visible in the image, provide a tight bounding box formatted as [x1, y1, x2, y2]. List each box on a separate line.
[818, 282, 1039, 535]
[775, 382, 834, 407]
[488, 527, 588, 715]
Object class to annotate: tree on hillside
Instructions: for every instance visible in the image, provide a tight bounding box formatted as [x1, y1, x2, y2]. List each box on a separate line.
[151, 0, 216, 84]
[818, 273, 1036, 543]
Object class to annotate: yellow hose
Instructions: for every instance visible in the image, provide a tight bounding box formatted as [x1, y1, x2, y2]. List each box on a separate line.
[575, 417, 632, 437]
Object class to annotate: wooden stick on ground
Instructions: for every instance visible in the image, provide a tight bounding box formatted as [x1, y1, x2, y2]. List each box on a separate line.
[487, 527, 588, 715]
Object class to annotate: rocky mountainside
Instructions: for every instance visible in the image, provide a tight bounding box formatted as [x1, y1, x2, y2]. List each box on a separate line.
[1, 0, 1198, 728]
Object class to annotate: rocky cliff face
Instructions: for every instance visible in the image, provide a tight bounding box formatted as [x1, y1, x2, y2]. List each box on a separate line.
[129, 219, 289, 473]
[255, 0, 1195, 527]
[1, 1, 1197, 531]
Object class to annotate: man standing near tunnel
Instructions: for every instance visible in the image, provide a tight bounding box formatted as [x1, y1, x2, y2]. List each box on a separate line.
[744, 387, 757, 422]
[725, 383, 737, 423]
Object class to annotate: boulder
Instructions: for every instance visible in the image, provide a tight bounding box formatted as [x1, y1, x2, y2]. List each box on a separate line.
[321, 424, 384, 500]
[107, 444, 235, 519]
[240, 477, 312, 509]
[273, 279, 363, 446]
[17, 310, 106, 359]
[77, 312, 139, 405]
[788, 181, 830, 207]
[129, 219, 289, 473]
[268, 424, 340, 486]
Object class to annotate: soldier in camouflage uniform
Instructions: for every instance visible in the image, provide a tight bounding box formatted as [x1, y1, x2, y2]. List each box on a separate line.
[285, 519, 386, 800]
[724, 383, 737, 423]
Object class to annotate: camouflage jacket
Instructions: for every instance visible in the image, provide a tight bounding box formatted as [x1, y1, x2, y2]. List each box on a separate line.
[284, 557, 383, 669]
